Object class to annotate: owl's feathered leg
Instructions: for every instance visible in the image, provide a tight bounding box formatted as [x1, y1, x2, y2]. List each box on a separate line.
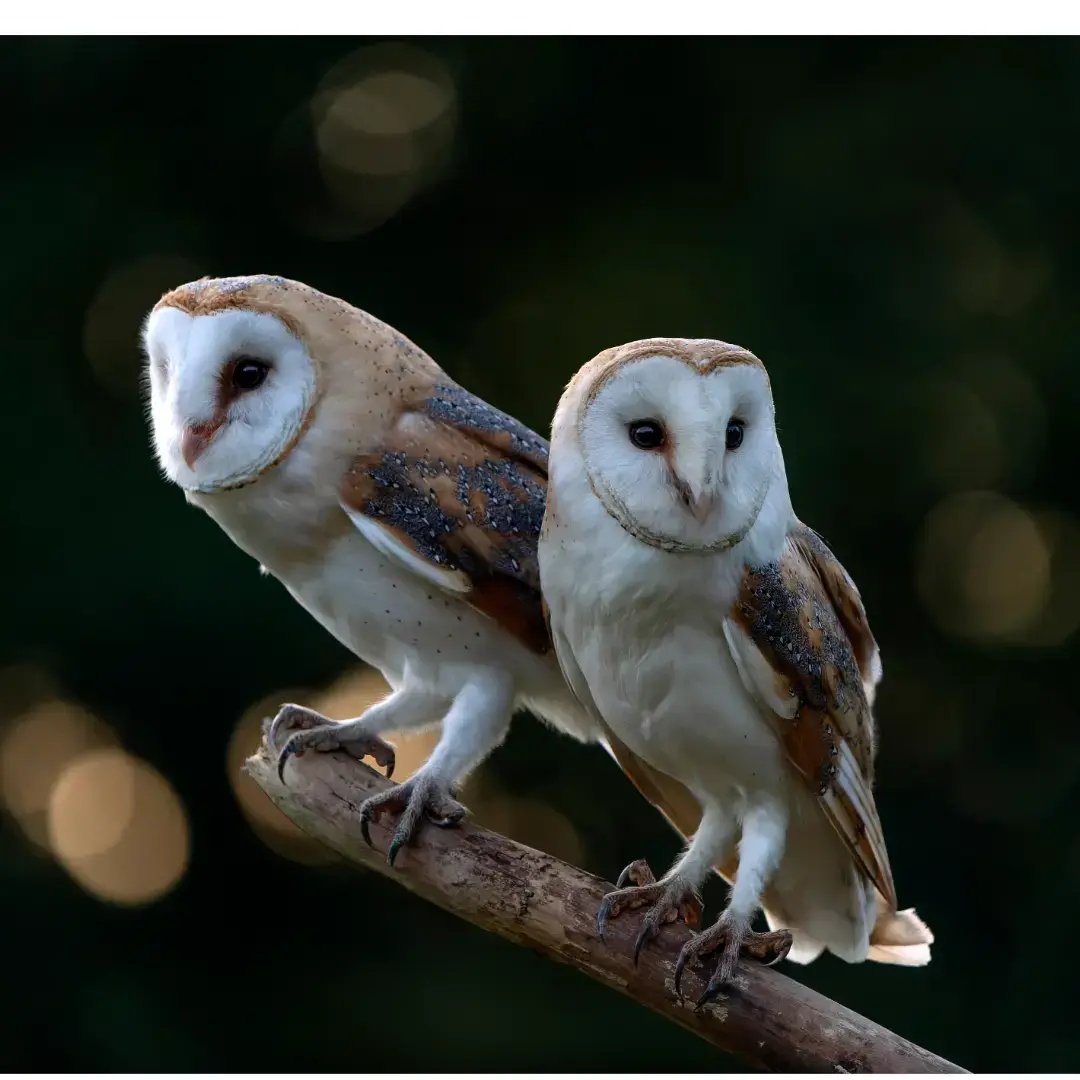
[597, 804, 732, 964]
[269, 688, 443, 782]
[360, 674, 514, 866]
[675, 796, 793, 1007]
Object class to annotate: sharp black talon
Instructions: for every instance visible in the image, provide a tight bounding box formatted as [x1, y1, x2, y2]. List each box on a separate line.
[384, 759, 395, 781]
[633, 922, 652, 966]
[596, 898, 612, 941]
[277, 742, 298, 784]
[674, 950, 688, 997]
[360, 808, 374, 848]
[695, 980, 722, 1012]
[387, 833, 406, 867]
[616, 865, 634, 889]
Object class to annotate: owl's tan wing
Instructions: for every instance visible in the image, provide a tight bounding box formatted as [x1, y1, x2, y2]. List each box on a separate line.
[723, 529, 898, 908]
[791, 522, 883, 706]
[341, 381, 551, 654]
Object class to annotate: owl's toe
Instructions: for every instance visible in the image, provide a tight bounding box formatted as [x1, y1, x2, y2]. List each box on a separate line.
[675, 913, 792, 1007]
[267, 703, 329, 752]
[269, 705, 396, 784]
[359, 771, 466, 867]
[596, 864, 702, 962]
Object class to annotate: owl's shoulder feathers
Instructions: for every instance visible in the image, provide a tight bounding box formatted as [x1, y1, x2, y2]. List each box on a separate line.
[341, 380, 552, 654]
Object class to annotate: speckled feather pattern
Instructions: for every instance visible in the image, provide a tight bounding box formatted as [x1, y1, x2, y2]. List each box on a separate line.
[540, 336, 928, 964]
[792, 525, 882, 705]
[146, 274, 599, 787]
[733, 526, 896, 907]
[154, 274, 554, 656]
[425, 383, 551, 471]
[342, 387, 552, 654]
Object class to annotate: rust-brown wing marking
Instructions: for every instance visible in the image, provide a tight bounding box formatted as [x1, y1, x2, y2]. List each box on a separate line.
[341, 382, 552, 654]
[726, 533, 898, 908]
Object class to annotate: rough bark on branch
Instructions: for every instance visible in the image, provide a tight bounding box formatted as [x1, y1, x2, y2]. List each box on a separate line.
[245, 741, 964, 1074]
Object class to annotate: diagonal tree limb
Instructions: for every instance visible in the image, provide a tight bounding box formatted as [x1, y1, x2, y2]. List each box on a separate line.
[244, 740, 964, 1074]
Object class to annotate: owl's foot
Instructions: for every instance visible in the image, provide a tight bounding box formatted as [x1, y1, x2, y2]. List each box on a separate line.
[359, 770, 467, 867]
[268, 704, 396, 783]
[596, 859, 703, 964]
[674, 912, 792, 1008]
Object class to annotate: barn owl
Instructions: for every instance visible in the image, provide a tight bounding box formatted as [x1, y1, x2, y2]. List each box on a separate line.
[142, 274, 598, 863]
[539, 338, 933, 1005]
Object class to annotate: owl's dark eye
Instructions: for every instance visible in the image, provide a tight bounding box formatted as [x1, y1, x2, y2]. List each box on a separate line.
[628, 419, 666, 450]
[726, 419, 745, 450]
[231, 357, 270, 392]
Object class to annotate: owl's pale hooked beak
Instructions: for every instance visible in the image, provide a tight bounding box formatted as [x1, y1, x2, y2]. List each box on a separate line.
[181, 420, 222, 469]
[687, 491, 718, 523]
[670, 472, 717, 522]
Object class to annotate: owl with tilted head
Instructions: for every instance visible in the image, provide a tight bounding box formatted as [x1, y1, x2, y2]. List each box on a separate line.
[143, 274, 600, 862]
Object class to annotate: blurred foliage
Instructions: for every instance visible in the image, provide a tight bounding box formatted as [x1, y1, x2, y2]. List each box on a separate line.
[1, 36, 1079, 1071]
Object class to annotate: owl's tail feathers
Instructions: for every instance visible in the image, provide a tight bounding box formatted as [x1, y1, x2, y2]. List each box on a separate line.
[763, 892, 932, 967]
[598, 730, 935, 967]
[867, 901, 934, 966]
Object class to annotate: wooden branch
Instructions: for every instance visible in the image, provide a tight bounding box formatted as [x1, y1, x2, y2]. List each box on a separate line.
[245, 740, 964, 1074]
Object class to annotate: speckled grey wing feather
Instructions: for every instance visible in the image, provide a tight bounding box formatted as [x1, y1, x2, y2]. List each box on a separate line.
[725, 533, 898, 907]
[341, 382, 553, 654]
[423, 382, 551, 475]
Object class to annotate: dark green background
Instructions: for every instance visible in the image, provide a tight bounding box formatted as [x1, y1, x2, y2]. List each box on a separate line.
[2, 37, 1078, 1071]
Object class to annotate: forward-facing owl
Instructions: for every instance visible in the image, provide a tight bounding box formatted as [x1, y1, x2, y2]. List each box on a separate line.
[538, 338, 933, 1004]
[142, 275, 598, 861]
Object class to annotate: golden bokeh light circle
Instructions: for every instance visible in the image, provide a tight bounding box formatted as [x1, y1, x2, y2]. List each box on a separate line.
[916, 491, 1051, 642]
[47, 748, 136, 860]
[1026, 510, 1080, 646]
[0, 698, 118, 847]
[317, 71, 452, 177]
[48, 749, 190, 906]
[306, 43, 457, 236]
